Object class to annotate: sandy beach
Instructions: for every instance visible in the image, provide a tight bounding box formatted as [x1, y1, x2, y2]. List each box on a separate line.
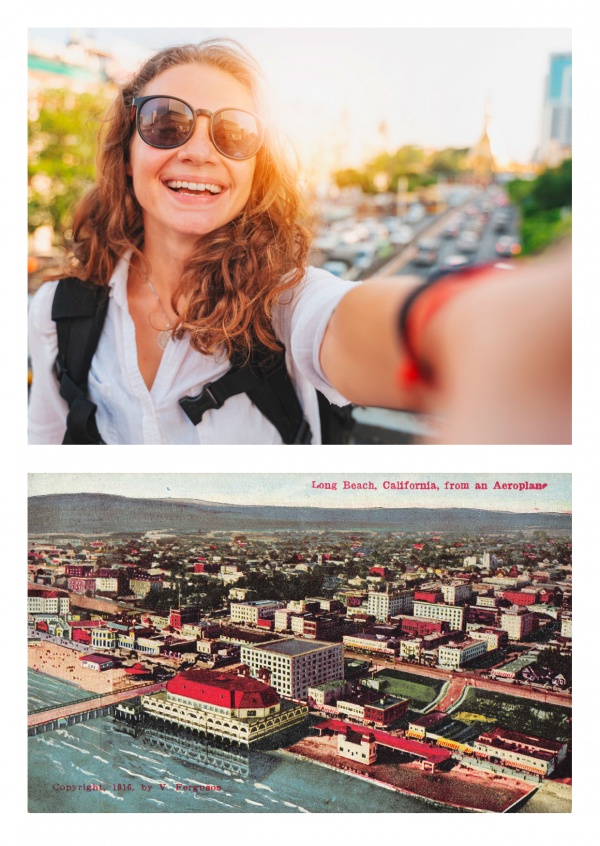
[517, 778, 572, 813]
[286, 733, 535, 813]
[28, 641, 142, 695]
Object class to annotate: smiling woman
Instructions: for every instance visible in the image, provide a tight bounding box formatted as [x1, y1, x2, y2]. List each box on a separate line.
[27, 38, 571, 445]
[28, 39, 353, 444]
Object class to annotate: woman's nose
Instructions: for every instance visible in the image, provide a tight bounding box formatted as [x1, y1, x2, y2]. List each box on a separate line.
[176, 116, 218, 162]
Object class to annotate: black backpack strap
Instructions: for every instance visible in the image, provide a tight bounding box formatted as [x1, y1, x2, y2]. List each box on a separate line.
[179, 348, 312, 444]
[316, 392, 354, 445]
[51, 277, 109, 445]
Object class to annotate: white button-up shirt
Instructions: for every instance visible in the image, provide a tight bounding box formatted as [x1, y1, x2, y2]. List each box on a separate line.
[28, 255, 359, 444]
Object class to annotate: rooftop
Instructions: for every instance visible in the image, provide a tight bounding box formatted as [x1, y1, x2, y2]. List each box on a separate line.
[249, 638, 338, 656]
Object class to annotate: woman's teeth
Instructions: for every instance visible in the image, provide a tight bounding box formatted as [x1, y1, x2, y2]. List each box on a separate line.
[166, 180, 223, 194]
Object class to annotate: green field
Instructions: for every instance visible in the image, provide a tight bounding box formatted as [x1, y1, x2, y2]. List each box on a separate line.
[452, 688, 571, 743]
[371, 669, 445, 709]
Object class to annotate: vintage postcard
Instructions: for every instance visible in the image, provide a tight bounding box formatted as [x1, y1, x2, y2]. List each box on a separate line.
[27, 473, 572, 813]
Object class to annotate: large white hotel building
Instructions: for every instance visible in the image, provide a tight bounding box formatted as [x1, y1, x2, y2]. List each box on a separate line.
[240, 638, 343, 700]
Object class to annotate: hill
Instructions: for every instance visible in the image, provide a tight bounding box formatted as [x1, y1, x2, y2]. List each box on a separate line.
[28, 493, 572, 535]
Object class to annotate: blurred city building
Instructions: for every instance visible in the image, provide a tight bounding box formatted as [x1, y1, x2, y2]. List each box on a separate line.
[28, 34, 113, 94]
[465, 109, 496, 186]
[538, 52, 572, 166]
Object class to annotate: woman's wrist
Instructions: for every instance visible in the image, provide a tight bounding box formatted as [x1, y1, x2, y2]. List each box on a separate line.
[397, 264, 506, 397]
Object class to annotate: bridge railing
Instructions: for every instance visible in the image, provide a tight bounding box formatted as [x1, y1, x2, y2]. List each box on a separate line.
[28, 694, 98, 715]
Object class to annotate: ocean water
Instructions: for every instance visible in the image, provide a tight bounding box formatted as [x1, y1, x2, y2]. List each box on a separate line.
[28, 671, 456, 814]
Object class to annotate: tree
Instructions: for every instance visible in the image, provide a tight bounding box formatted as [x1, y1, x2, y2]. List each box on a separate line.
[28, 86, 113, 241]
[507, 159, 572, 255]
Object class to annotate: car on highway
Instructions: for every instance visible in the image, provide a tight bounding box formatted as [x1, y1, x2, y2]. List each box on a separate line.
[463, 217, 485, 236]
[440, 216, 462, 238]
[439, 253, 472, 271]
[352, 244, 378, 270]
[413, 237, 440, 267]
[384, 218, 414, 245]
[493, 210, 512, 232]
[455, 230, 480, 253]
[495, 235, 522, 257]
[406, 203, 425, 223]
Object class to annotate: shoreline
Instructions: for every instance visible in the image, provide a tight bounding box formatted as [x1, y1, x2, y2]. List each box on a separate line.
[283, 735, 538, 814]
[280, 748, 485, 813]
[28, 641, 141, 696]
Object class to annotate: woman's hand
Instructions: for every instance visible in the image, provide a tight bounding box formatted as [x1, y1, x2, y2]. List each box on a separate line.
[319, 240, 571, 444]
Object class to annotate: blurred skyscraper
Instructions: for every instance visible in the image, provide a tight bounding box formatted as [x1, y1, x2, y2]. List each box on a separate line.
[538, 52, 572, 166]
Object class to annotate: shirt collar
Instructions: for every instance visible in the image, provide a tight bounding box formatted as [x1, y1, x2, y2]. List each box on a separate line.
[108, 251, 133, 310]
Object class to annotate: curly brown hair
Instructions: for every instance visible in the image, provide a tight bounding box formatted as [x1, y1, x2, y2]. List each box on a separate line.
[63, 39, 314, 359]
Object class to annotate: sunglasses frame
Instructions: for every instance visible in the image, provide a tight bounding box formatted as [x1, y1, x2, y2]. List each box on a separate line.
[130, 95, 265, 160]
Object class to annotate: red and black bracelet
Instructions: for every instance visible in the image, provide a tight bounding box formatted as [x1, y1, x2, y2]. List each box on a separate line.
[397, 262, 510, 390]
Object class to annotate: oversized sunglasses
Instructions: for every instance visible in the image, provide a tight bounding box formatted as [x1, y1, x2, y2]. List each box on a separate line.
[130, 95, 264, 159]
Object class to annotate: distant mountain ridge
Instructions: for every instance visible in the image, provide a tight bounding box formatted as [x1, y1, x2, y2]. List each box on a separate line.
[28, 493, 572, 535]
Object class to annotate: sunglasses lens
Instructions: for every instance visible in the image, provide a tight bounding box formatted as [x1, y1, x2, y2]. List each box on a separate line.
[212, 110, 262, 158]
[138, 97, 194, 148]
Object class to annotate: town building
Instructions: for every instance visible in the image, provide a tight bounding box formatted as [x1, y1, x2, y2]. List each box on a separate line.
[367, 590, 413, 622]
[169, 607, 200, 629]
[491, 653, 538, 681]
[475, 595, 503, 608]
[503, 589, 539, 607]
[80, 653, 115, 671]
[441, 581, 472, 605]
[337, 726, 378, 765]
[230, 600, 285, 626]
[413, 589, 444, 604]
[406, 711, 449, 740]
[561, 613, 572, 639]
[406, 711, 481, 751]
[500, 608, 534, 641]
[538, 52, 572, 165]
[67, 576, 97, 594]
[343, 633, 399, 658]
[473, 727, 568, 777]
[307, 679, 350, 709]
[65, 563, 94, 578]
[363, 696, 409, 727]
[413, 601, 465, 630]
[274, 609, 294, 632]
[467, 605, 501, 628]
[301, 614, 344, 641]
[438, 639, 487, 669]
[140, 667, 307, 746]
[240, 638, 343, 700]
[27, 587, 70, 616]
[468, 627, 509, 651]
[91, 627, 118, 650]
[95, 574, 121, 594]
[395, 615, 449, 637]
[129, 575, 163, 597]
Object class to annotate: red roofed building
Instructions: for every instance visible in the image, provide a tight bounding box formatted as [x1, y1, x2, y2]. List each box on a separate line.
[80, 653, 115, 671]
[503, 589, 539, 607]
[28, 586, 70, 616]
[167, 669, 279, 715]
[414, 589, 444, 604]
[141, 667, 307, 746]
[474, 727, 568, 777]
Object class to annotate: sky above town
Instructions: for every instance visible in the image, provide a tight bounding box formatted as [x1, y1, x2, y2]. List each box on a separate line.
[29, 473, 571, 513]
[28, 23, 571, 167]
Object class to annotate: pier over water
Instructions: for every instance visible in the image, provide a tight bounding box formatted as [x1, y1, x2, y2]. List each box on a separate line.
[27, 682, 166, 735]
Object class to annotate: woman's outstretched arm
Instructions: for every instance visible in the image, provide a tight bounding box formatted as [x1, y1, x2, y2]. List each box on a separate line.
[319, 240, 571, 443]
